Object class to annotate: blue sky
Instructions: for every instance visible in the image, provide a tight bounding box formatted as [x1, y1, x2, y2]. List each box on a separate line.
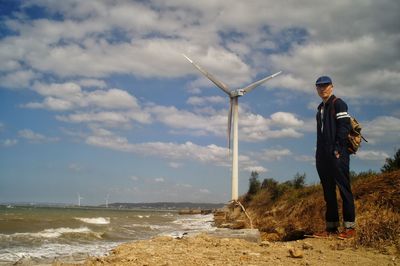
[0, 0, 399, 205]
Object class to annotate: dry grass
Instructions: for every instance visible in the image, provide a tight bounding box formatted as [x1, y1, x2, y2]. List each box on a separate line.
[226, 170, 400, 253]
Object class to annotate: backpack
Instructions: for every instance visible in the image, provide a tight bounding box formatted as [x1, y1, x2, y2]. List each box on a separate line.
[332, 98, 368, 154]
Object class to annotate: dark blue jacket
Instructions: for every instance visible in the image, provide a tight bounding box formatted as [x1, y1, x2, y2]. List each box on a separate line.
[316, 95, 351, 156]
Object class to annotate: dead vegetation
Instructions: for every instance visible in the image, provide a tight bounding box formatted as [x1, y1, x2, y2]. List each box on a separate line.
[215, 170, 400, 254]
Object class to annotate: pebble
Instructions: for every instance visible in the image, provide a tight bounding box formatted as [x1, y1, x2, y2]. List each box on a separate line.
[289, 247, 304, 258]
[302, 242, 313, 250]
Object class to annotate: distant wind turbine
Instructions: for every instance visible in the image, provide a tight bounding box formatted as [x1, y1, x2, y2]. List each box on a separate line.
[105, 194, 110, 208]
[183, 54, 281, 201]
[77, 193, 84, 207]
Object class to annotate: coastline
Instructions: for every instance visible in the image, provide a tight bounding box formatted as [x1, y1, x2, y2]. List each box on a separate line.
[57, 232, 397, 266]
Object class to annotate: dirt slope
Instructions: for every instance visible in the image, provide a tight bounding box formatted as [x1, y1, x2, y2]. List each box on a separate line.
[215, 170, 400, 253]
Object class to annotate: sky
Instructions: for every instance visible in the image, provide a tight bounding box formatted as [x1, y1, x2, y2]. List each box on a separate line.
[0, 0, 399, 205]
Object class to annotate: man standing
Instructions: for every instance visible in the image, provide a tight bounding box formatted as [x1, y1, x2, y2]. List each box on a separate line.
[314, 76, 356, 239]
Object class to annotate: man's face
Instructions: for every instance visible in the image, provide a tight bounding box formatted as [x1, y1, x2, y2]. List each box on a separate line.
[316, 83, 333, 101]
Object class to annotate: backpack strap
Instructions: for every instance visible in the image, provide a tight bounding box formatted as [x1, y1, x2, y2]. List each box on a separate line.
[331, 96, 339, 116]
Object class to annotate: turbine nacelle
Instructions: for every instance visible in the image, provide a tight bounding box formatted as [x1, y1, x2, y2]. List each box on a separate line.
[230, 89, 245, 98]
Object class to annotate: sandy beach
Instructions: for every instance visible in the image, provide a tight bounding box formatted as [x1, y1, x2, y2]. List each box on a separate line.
[60, 233, 398, 266]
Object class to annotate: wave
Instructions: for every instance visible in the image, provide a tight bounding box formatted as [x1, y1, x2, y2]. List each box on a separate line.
[75, 217, 110, 225]
[0, 227, 101, 240]
[137, 215, 150, 219]
[0, 242, 119, 264]
[172, 214, 214, 231]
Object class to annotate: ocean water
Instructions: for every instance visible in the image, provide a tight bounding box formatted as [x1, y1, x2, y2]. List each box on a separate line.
[0, 205, 215, 265]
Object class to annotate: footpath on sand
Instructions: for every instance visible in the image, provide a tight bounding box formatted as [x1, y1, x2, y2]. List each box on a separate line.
[60, 232, 398, 266]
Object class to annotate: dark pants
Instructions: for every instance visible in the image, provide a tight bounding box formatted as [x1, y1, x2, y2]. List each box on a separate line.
[316, 148, 355, 230]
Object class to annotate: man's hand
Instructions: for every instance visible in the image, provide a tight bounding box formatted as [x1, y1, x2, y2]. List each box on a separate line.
[334, 150, 340, 159]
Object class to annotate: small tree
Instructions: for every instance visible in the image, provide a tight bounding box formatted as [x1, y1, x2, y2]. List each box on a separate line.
[381, 148, 400, 173]
[247, 171, 261, 196]
[292, 172, 306, 189]
[261, 178, 278, 190]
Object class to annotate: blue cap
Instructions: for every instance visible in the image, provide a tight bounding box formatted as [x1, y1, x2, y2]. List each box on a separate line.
[315, 76, 332, 85]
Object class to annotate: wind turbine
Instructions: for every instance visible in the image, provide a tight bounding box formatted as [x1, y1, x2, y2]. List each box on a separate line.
[77, 193, 83, 207]
[183, 54, 281, 201]
[105, 194, 110, 208]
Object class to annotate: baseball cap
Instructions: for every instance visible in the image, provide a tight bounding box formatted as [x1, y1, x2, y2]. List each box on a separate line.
[315, 76, 332, 85]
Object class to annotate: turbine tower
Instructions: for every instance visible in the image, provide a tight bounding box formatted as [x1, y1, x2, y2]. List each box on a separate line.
[105, 194, 110, 208]
[183, 54, 281, 201]
[77, 193, 83, 207]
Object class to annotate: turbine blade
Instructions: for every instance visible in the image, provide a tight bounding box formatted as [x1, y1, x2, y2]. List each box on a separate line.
[227, 98, 233, 150]
[182, 54, 231, 95]
[242, 71, 282, 94]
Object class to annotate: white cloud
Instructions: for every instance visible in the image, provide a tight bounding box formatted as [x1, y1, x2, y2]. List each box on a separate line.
[130, 176, 139, 181]
[1, 139, 18, 147]
[18, 129, 59, 143]
[175, 183, 193, 189]
[362, 116, 400, 145]
[154, 177, 165, 183]
[260, 148, 293, 161]
[0, 70, 36, 89]
[68, 163, 82, 172]
[243, 166, 268, 173]
[24, 97, 75, 111]
[84, 127, 269, 173]
[355, 150, 390, 161]
[168, 162, 183, 169]
[1, 0, 395, 103]
[199, 188, 210, 194]
[76, 79, 107, 88]
[295, 155, 314, 163]
[270, 112, 304, 127]
[28, 82, 140, 111]
[149, 104, 306, 142]
[186, 96, 225, 106]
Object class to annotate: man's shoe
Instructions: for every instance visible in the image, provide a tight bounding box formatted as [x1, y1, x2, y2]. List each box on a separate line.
[338, 228, 356, 240]
[311, 230, 339, 238]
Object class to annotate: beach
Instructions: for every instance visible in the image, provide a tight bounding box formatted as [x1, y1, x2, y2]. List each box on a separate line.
[0, 206, 215, 265]
[2, 205, 398, 265]
[64, 233, 397, 266]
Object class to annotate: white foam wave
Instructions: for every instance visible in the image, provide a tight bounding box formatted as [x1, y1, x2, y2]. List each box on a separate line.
[2, 227, 96, 239]
[172, 214, 215, 231]
[0, 242, 119, 264]
[125, 223, 172, 230]
[75, 217, 110, 225]
[161, 214, 216, 238]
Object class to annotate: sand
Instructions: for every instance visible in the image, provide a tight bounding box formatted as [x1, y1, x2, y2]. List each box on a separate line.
[58, 233, 398, 266]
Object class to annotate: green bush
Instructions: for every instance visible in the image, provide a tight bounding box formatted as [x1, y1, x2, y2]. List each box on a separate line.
[247, 171, 261, 196]
[381, 148, 400, 173]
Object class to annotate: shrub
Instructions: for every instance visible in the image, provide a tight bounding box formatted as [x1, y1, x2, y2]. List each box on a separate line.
[350, 170, 378, 183]
[292, 172, 306, 189]
[247, 171, 261, 197]
[381, 148, 400, 173]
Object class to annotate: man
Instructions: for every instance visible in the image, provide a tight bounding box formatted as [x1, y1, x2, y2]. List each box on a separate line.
[313, 76, 356, 239]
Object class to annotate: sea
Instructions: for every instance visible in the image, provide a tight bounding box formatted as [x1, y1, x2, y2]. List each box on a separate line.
[0, 205, 216, 265]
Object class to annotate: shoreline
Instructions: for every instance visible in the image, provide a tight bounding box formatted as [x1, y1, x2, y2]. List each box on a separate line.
[57, 232, 397, 266]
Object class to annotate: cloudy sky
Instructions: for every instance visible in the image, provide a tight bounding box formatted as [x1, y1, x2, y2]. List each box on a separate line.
[0, 0, 399, 205]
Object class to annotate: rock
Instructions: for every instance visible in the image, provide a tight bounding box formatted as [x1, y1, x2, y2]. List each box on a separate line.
[260, 240, 271, 247]
[230, 220, 246, 229]
[208, 228, 261, 243]
[289, 247, 304, 258]
[330, 243, 346, 250]
[302, 242, 313, 250]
